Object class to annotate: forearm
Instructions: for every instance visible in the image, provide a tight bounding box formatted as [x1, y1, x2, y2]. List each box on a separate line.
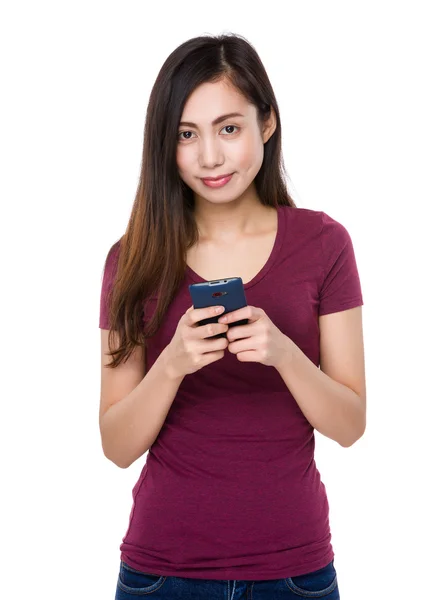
[276, 337, 365, 447]
[100, 347, 185, 468]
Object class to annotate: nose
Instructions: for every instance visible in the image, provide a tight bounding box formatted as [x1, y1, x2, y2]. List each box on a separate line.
[198, 136, 224, 169]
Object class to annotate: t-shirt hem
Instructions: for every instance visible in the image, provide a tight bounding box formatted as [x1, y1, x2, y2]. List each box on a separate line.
[120, 547, 335, 581]
[319, 297, 363, 316]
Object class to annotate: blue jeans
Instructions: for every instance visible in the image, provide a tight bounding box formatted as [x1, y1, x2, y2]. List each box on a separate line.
[115, 558, 340, 598]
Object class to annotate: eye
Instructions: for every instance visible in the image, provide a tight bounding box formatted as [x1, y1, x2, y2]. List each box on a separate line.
[178, 131, 195, 141]
[177, 125, 240, 141]
[220, 125, 239, 135]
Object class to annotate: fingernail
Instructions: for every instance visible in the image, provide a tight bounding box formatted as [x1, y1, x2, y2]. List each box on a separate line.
[216, 306, 224, 313]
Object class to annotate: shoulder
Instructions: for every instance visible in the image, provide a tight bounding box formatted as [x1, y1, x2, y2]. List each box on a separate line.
[102, 238, 123, 273]
[280, 205, 324, 229]
[106, 238, 122, 261]
[319, 211, 357, 256]
[283, 205, 349, 228]
[320, 210, 351, 234]
[279, 204, 356, 242]
[279, 205, 328, 244]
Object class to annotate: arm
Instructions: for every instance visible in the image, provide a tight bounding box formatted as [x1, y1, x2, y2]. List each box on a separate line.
[100, 345, 184, 468]
[276, 306, 366, 447]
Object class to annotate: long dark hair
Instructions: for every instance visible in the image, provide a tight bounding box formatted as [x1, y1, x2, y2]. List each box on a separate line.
[102, 32, 297, 368]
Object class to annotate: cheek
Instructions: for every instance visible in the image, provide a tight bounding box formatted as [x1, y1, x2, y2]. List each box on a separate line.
[176, 147, 186, 170]
[237, 140, 264, 175]
[176, 148, 192, 179]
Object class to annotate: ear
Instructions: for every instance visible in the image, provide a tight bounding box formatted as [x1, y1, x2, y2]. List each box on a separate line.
[261, 106, 277, 144]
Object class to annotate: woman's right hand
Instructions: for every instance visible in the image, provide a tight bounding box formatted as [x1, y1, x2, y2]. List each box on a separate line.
[165, 305, 229, 378]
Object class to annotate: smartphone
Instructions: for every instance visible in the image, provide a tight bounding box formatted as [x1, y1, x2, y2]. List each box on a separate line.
[188, 277, 249, 339]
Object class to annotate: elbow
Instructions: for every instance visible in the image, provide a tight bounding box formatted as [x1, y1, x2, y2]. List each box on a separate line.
[102, 441, 146, 469]
[340, 398, 367, 448]
[100, 426, 132, 469]
[105, 452, 131, 469]
[102, 443, 131, 469]
[339, 422, 366, 448]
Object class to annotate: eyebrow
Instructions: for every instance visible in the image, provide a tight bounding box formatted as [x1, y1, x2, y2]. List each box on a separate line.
[179, 112, 245, 128]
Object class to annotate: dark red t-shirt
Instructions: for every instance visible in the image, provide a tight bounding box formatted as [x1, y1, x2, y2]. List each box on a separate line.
[99, 205, 364, 580]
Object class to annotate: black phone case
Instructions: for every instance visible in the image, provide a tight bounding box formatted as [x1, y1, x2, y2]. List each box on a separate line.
[188, 277, 249, 338]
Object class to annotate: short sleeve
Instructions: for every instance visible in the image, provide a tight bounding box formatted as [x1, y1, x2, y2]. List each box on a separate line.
[99, 241, 121, 329]
[318, 212, 364, 316]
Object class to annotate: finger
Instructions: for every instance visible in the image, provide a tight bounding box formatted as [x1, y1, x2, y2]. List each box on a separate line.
[226, 323, 253, 341]
[218, 305, 258, 324]
[187, 305, 225, 325]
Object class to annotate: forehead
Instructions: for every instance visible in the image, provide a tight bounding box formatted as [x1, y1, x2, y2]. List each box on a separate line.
[180, 79, 253, 122]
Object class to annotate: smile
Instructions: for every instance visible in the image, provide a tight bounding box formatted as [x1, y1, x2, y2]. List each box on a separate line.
[201, 174, 234, 188]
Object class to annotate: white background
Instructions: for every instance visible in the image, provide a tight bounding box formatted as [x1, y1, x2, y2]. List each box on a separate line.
[1, 1, 441, 598]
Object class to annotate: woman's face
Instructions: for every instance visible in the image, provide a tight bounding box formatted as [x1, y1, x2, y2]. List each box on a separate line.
[176, 78, 275, 206]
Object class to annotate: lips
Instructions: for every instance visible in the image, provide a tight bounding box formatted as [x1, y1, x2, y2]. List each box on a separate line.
[201, 173, 233, 182]
[201, 173, 234, 188]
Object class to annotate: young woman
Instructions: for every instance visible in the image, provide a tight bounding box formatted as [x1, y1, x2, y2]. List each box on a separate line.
[99, 32, 365, 600]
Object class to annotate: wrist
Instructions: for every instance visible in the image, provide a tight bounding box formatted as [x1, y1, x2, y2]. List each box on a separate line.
[161, 345, 183, 382]
[275, 335, 297, 372]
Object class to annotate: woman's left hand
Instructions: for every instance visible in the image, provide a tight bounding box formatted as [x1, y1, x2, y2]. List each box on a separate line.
[218, 305, 294, 368]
